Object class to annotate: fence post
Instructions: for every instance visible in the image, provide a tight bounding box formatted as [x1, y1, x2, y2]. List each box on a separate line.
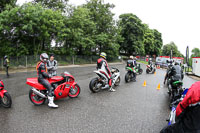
[26, 56, 27, 68]
[72, 56, 75, 65]
[1, 58, 3, 70]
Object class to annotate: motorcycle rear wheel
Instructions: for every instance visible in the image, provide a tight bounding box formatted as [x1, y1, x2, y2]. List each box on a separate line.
[146, 69, 149, 74]
[29, 89, 46, 106]
[89, 78, 101, 93]
[139, 69, 143, 74]
[68, 84, 81, 98]
[0, 92, 12, 108]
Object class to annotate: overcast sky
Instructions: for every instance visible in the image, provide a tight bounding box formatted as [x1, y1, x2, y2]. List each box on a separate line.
[17, 0, 200, 56]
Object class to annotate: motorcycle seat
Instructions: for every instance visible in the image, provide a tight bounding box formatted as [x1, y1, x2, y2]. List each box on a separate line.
[26, 77, 46, 90]
[172, 81, 183, 87]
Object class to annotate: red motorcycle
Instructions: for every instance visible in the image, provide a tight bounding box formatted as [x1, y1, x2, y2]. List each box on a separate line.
[0, 79, 12, 108]
[26, 72, 81, 106]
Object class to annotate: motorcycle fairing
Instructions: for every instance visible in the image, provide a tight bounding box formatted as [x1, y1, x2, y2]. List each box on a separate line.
[0, 90, 7, 98]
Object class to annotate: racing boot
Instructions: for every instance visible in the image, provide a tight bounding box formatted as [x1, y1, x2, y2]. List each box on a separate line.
[109, 87, 116, 92]
[48, 96, 58, 108]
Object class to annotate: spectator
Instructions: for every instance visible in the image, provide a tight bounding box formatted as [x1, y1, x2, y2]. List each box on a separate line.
[47, 54, 57, 76]
[3, 56, 10, 77]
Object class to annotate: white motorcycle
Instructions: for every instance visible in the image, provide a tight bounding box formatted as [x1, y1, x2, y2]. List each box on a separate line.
[146, 64, 156, 74]
[89, 67, 121, 93]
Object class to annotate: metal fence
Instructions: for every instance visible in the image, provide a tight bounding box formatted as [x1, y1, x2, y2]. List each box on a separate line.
[0, 55, 121, 70]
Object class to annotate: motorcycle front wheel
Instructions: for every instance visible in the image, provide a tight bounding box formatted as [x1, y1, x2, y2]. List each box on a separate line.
[0, 92, 12, 108]
[89, 78, 101, 93]
[69, 84, 81, 98]
[29, 89, 46, 106]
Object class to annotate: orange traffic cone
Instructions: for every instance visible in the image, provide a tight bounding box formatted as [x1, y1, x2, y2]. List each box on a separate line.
[143, 80, 146, 87]
[154, 72, 156, 75]
[156, 83, 161, 90]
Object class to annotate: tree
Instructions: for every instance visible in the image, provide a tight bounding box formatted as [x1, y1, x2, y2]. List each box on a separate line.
[118, 13, 145, 55]
[0, 3, 66, 56]
[84, 0, 120, 57]
[162, 42, 183, 57]
[191, 48, 200, 57]
[152, 29, 163, 56]
[62, 7, 96, 55]
[0, 0, 16, 13]
[143, 24, 154, 56]
[33, 0, 68, 12]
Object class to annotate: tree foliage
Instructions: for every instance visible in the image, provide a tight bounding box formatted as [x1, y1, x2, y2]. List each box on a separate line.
[84, 0, 120, 57]
[0, 0, 16, 13]
[0, 0, 166, 59]
[0, 3, 66, 56]
[118, 13, 163, 56]
[118, 13, 145, 55]
[162, 42, 183, 57]
[191, 48, 200, 57]
[33, 0, 69, 12]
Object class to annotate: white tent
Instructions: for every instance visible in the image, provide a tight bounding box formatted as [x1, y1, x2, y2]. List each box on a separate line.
[192, 57, 200, 76]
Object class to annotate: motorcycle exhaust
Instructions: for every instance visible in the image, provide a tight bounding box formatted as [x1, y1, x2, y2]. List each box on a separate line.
[32, 88, 47, 98]
[113, 73, 120, 84]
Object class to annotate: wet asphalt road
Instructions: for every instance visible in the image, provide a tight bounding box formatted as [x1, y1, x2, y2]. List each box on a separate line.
[0, 63, 197, 133]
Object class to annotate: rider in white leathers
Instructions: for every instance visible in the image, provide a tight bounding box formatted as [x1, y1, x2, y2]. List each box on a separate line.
[97, 52, 116, 92]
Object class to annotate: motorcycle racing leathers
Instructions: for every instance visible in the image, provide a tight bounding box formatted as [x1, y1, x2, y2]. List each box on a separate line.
[127, 59, 136, 80]
[47, 60, 57, 76]
[97, 58, 112, 87]
[168, 65, 183, 85]
[161, 81, 200, 133]
[37, 61, 53, 97]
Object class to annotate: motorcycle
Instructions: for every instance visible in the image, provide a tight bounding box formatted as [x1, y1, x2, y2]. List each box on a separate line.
[26, 72, 81, 106]
[168, 80, 183, 105]
[146, 64, 156, 74]
[0, 80, 12, 108]
[167, 88, 188, 125]
[125, 67, 136, 83]
[135, 64, 143, 74]
[89, 67, 120, 93]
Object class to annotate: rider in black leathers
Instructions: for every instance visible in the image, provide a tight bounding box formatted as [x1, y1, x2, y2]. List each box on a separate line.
[168, 62, 183, 84]
[164, 60, 173, 85]
[36, 53, 58, 108]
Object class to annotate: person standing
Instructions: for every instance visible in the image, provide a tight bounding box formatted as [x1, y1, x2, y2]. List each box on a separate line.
[47, 54, 57, 77]
[3, 56, 10, 77]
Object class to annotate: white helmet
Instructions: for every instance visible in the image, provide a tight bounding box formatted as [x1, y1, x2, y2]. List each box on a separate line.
[40, 53, 49, 62]
[130, 56, 134, 59]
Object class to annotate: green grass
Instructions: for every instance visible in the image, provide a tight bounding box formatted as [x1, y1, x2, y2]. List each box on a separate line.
[138, 60, 148, 65]
[184, 67, 192, 72]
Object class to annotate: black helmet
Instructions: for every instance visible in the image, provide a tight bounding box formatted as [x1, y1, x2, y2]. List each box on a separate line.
[40, 53, 49, 62]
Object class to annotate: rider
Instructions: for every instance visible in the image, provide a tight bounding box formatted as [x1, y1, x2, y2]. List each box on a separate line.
[127, 56, 136, 81]
[97, 52, 116, 92]
[47, 54, 57, 76]
[163, 59, 173, 84]
[168, 61, 183, 85]
[161, 81, 200, 132]
[36, 53, 58, 108]
[148, 58, 153, 71]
